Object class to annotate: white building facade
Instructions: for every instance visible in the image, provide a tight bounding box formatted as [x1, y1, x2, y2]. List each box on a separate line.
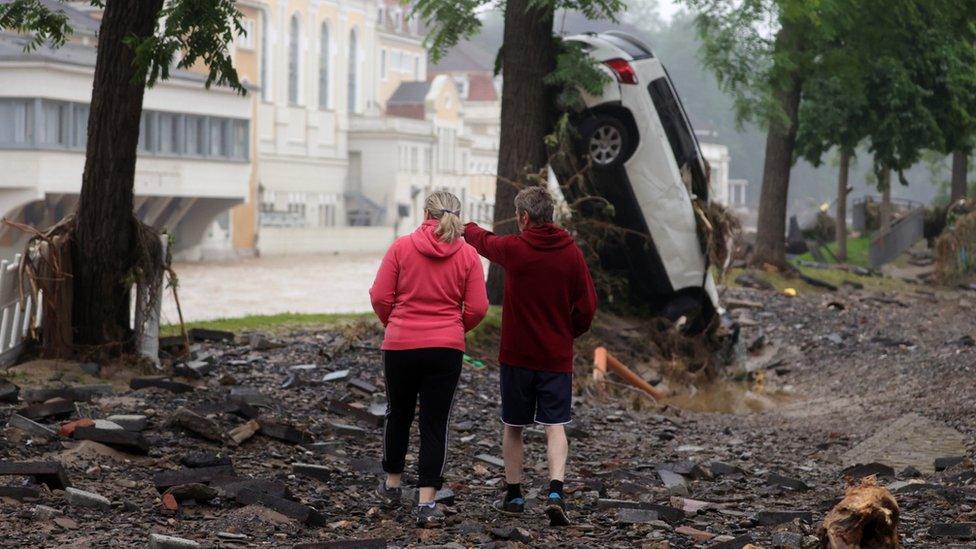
[237, 0, 498, 256]
[0, 25, 251, 261]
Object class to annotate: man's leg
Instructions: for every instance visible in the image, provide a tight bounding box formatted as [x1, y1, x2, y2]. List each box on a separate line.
[545, 424, 568, 484]
[496, 364, 533, 513]
[536, 370, 573, 526]
[503, 424, 524, 484]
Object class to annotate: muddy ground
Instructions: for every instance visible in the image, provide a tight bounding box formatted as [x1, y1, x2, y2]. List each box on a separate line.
[1, 279, 975, 548]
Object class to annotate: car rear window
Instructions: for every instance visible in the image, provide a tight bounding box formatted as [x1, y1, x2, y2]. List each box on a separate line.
[647, 75, 709, 200]
[601, 33, 654, 60]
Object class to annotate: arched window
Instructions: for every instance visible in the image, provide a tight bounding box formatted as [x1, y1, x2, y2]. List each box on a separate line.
[318, 22, 330, 109]
[288, 14, 300, 105]
[347, 28, 358, 113]
[260, 11, 270, 101]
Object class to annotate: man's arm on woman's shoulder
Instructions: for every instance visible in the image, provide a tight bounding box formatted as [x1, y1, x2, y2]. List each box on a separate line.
[463, 222, 512, 267]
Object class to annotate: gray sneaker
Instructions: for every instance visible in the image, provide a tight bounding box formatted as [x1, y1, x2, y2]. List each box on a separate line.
[416, 503, 445, 528]
[375, 479, 401, 507]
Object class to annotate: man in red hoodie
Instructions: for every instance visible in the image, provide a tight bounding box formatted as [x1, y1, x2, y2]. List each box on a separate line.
[464, 186, 597, 526]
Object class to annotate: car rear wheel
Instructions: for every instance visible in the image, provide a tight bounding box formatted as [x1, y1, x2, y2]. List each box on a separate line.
[579, 116, 630, 170]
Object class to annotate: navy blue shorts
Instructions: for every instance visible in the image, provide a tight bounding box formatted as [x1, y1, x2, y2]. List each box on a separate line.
[499, 364, 572, 426]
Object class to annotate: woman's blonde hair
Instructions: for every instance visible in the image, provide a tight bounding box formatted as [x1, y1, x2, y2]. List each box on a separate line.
[425, 191, 464, 242]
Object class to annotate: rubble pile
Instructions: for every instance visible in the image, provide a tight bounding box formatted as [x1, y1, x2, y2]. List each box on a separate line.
[0, 283, 974, 547]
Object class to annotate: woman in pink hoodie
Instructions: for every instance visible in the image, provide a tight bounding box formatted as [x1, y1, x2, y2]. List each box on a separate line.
[369, 191, 488, 527]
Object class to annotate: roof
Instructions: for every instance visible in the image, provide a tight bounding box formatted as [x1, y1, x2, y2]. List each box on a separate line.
[431, 39, 495, 73]
[0, 0, 100, 36]
[0, 32, 97, 66]
[0, 31, 214, 86]
[387, 80, 431, 105]
[466, 72, 497, 102]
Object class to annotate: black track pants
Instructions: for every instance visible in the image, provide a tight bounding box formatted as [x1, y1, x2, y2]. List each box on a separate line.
[381, 347, 462, 489]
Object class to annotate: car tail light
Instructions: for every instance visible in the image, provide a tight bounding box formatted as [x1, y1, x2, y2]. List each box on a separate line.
[604, 58, 638, 85]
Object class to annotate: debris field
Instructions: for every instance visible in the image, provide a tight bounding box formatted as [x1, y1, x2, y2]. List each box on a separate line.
[0, 281, 975, 548]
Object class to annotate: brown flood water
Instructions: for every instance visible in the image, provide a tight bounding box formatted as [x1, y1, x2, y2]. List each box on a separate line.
[662, 381, 793, 414]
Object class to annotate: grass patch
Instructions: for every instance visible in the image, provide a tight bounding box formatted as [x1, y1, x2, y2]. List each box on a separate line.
[465, 305, 502, 350]
[161, 312, 372, 337]
[796, 234, 873, 267]
[724, 265, 915, 294]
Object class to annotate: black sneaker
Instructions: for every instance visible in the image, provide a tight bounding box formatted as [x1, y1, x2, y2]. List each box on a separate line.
[492, 496, 525, 516]
[545, 492, 570, 526]
[375, 479, 401, 507]
[416, 503, 445, 528]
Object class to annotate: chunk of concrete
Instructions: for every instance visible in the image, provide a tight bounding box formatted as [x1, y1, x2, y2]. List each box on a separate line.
[105, 415, 148, 432]
[65, 487, 111, 511]
[149, 533, 201, 549]
[7, 414, 57, 439]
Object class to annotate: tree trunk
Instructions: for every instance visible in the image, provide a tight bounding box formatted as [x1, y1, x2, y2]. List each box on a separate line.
[951, 149, 968, 202]
[752, 24, 803, 269]
[485, 0, 557, 304]
[72, 0, 163, 347]
[879, 167, 892, 233]
[752, 79, 802, 267]
[835, 151, 851, 262]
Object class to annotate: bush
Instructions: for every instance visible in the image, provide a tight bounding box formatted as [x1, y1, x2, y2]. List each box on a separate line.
[935, 200, 976, 283]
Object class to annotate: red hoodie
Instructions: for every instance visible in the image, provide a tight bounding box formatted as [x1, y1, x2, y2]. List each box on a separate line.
[370, 219, 489, 352]
[464, 222, 597, 373]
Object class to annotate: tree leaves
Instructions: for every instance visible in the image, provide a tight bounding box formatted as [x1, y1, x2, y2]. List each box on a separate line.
[544, 38, 611, 111]
[1, 0, 246, 94]
[0, 0, 72, 51]
[129, 0, 245, 93]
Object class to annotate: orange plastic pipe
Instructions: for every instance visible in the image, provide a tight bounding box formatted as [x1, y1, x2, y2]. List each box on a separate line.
[593, 346, 666, 400]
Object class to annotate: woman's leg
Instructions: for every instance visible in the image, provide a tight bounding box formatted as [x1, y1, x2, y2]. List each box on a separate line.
[382, 350, 420, 487]
[415, 348, 463, 502]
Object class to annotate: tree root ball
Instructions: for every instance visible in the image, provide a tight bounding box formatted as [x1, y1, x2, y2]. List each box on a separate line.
[819, 476, 900, 548]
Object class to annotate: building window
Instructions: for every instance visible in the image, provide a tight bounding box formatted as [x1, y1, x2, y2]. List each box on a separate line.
[40, 101, 69, 146]
[72, 104, 88, 148]
[288, 14, 301, 105]
[233, 120, 248, 159]
[185, 115, 205, 155]
[238, 18, 256, 50]
[158, 112, 180, 154]
[318, 22, 330, 109]
[138, 111, 155, 152]
[0, 100, 33, 145]
[260, 12, 270, 102]
[0, 99, 247, 160]
[413, 56, 420, 80]
[380, 49, 387, 79]
[210, 118, 228, 157]
[348, 28, 358, 113]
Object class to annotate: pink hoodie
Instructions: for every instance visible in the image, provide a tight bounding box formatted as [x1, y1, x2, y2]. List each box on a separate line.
[370, 219, 489, 351]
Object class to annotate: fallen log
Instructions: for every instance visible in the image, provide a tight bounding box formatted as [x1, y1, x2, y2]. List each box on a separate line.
[819, 477, 899, 548]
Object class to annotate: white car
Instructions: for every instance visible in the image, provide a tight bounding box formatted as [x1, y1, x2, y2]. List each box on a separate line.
[563, 31, 721, 326]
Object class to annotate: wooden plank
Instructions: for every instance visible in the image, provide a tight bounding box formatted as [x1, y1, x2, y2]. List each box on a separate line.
[153, 465, 238, 492]
[73, 426, 150, 454]
[235, 488, 326, 526]
[0, 461, 71, 490]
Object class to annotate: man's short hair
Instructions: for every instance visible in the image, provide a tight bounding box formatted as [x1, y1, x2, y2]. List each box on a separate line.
[514, 186, 554, 224]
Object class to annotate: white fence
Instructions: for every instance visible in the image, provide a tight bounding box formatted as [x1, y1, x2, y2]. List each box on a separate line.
[0, 254, 33, 367]
[0, 237, 165, 367]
